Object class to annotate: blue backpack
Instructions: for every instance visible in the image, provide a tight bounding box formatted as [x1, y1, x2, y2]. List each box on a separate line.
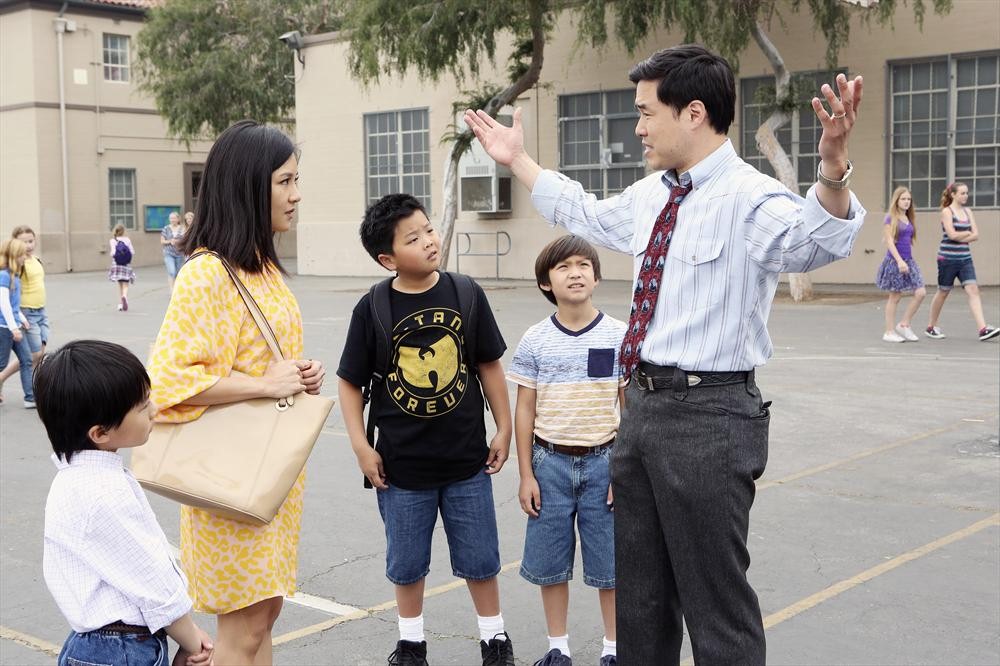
[113, 239, 132, 266]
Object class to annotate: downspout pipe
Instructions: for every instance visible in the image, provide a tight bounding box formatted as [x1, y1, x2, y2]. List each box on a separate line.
[54, 1, 72, 271]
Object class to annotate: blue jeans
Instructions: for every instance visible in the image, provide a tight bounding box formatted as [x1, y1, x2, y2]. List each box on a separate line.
[936, 258, 977, 290]
[58, 629, 168, 666]
[0, 327, 33, 401]
[520, 443, 615, 588]
[376, 470, 501, 585]
[22, 306, 49, 353]
[163, 253, 185, 278]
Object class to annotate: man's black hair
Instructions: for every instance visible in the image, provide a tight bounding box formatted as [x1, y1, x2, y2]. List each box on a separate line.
[535, 235, 602, 305]
[33, 340, 150, 462]
[360, 194, 427, 267]
[182, 120, 298, 274]
[629, 44, 736, 135]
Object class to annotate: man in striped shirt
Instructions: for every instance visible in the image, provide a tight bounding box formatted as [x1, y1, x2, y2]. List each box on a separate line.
[466, 44, 865, 665]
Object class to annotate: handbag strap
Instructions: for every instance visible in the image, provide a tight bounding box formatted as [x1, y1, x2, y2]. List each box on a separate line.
[188, 251, 285, 364]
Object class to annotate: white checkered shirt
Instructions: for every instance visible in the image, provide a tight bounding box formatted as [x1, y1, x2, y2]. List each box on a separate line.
[43, 450, 192, 633]
[532, 139, 867, 372]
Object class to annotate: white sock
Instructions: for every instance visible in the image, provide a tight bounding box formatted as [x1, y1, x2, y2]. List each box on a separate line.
[602, 637, 617, 657]
[548, 634, 570, 657]
[477, 613, 505, 642]
[398, 614, 424, 643]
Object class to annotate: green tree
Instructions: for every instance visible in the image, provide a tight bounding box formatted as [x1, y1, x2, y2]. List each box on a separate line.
[135, 0, 341, 142]
[343, 0, 950, 294]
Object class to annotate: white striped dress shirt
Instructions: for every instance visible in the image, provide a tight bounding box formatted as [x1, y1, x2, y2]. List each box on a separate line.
[43, 450, 192, 634]
[531, 139, 866, 371]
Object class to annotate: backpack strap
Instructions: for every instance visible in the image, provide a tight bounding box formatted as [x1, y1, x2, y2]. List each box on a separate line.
[362, 276, 394, 488]
[445, 271, 489, 412]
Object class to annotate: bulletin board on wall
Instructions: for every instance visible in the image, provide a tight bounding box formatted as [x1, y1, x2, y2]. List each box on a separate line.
[145, 205, 181, 232]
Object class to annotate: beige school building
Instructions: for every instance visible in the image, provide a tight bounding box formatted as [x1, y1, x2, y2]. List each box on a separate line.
[293, 3, 999, 285]
[0, 0, 216, 274]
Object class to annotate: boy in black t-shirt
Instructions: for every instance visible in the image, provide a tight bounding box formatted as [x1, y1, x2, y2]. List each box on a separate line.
[337, 194, 515, 666]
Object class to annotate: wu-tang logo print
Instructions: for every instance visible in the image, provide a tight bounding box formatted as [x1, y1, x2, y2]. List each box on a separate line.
[387, 307, 469, 417]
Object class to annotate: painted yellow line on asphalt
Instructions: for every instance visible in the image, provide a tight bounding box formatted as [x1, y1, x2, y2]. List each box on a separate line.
[756, 413, 996, 491]
[272, 560, 522, 646]
[0, 625, 61, 657]
[679, 513, 1000, 666]
[763, 512, 1000, 628]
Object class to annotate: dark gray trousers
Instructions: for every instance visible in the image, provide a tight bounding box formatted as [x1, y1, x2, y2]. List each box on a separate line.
[611, 371, 769, 665]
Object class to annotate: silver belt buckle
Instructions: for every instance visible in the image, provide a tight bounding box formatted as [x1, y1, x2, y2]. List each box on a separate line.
[687, 374, 702, 387]
[635, 372, 655, 391]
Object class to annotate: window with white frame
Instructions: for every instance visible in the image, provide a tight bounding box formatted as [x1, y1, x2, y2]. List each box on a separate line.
[103, 34, 130, 82]
[559, 90, 644, 198]
[741, 70, 844, 194]
[890, 52, 999, 209]
[364, 109, 431, 210]
[108, 169, 136, 230]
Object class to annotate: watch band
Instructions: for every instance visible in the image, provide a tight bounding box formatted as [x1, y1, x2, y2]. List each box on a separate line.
[817, 160, 853, 190]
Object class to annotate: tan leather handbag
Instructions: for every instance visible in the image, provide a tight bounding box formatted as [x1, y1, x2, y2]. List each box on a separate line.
[131, 252, 334, 526]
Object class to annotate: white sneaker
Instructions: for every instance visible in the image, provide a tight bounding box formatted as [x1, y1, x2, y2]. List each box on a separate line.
[883, 331, 905, 343]
[895, 324, 919, 341]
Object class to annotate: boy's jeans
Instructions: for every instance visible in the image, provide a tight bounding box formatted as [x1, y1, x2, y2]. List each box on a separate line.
[0, 327, 34, 401]
[58, 629, 168, 666]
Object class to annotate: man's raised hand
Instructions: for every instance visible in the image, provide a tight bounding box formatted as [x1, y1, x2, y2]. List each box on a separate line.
[813, 73, 864, 175]
[463, 107, 525, 167]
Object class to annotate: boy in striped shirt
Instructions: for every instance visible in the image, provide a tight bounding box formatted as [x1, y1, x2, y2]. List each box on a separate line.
[507, 235, 626, 666]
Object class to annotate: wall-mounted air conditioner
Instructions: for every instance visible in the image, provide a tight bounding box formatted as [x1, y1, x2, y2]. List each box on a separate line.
[459, 110, 513, 214]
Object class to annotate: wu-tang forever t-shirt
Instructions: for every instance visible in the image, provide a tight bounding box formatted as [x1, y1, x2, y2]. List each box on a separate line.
[337, 274, 506, 489]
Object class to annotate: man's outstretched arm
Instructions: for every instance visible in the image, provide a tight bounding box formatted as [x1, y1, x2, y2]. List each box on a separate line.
[463, 107, 543, 191]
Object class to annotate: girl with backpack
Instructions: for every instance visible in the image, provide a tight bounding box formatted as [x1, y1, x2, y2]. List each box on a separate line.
[0, 238, 35, 408]
[108, 224, 135, 311]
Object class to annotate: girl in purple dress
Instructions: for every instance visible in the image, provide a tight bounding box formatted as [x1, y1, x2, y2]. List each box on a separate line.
[876, 186, 926, 342]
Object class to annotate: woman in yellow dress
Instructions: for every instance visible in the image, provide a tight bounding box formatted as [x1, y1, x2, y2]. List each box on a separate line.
[148, 120, 326, 666]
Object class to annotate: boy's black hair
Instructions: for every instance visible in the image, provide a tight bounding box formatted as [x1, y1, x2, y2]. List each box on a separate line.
[628, 44, 736, 135]
[360, 194, 427, 267]
[33, 340, 151, 463]
[534, 235, 602, 305]
[182, 120, 298, 274]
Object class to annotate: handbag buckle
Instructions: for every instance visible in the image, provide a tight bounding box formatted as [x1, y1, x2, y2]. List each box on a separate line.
[276, 398, 290, 412]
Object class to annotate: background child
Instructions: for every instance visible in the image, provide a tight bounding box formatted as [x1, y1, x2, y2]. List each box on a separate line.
[0, 225, 49, 403]
[876, 187, 926, 342]
[507, 235, 625, 666]
[0, 238, 35, 408]
[337, 194, 515, 666]
[925, 182, 999, 341]
[108, 223, 135, 311]
[35, 339, 214, 666]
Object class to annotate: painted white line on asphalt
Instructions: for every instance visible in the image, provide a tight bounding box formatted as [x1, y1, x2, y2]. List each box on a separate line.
[167, 545, 363, 617]
[0, 625, 61, 657]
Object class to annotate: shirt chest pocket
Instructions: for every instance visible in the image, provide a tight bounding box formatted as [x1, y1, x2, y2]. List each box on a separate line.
[668, 237, 726, 312]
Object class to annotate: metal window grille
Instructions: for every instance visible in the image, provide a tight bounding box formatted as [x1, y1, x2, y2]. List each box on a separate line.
[103, 34, 130, 82]
[364, 109, 431, 210]
[108, 169, 136, 230]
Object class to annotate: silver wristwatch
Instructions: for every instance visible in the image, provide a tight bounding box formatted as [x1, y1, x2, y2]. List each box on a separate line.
[816, 160, 853, 190]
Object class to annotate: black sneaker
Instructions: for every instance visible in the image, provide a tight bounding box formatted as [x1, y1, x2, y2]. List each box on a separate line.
[481, 632, 515, 666]
[534, 648, 572, 665]
[388, 639, 428, 666]
[979, 326, 1000, 341]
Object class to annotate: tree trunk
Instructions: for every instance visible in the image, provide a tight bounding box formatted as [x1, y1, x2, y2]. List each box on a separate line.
[438, 0, 546, 269]
[750, 21, 814, 302]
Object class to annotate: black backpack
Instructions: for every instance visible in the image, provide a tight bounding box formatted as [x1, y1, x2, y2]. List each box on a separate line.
[361, 271, 481, 487]
[113, 239, 132, 266]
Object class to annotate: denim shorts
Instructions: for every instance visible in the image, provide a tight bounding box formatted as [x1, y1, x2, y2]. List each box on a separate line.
[22, 306, 49, 353]
[58, 629, 168, 666]
[520, 443, 615, 589]
[936, 258, 977, 290]
[376, 469, 501, 585]
[163, 253, 185, 278]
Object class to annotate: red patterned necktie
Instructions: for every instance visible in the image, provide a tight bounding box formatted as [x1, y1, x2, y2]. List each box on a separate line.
[619, 182, 693, 379]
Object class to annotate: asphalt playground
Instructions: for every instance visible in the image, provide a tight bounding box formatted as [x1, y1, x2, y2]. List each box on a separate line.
[1, 264, 997, 665]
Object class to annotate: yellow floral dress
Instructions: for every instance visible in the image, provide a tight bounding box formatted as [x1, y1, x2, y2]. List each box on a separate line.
[147, 253, 305, 614]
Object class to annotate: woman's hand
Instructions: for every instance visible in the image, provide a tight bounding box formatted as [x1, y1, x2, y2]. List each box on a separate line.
[262, 359, 306, 399]
[897, 259, 910, 274]
[297, 359, 326, 395]
[11, 328, 22, 343]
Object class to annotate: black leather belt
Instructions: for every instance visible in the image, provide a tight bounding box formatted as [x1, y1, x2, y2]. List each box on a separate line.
[535, 435, 614, 456]
[98, 622, 158, 636]
[633, 362, 749, 391]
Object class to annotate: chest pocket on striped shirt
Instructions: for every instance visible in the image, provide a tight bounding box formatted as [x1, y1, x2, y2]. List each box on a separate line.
[670, 237, 726, 312]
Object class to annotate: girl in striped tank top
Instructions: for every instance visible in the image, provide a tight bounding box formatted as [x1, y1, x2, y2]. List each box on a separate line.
[876, 187, 926, 342]
[925, 182, 999, 341]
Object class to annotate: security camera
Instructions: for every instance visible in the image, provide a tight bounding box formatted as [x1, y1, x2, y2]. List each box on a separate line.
[278, 30, 304, 51]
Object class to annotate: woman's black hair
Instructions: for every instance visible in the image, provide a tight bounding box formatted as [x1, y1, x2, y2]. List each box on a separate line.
[629, 44, 736, 135]
[33, 340, 151, 463]
[182, 120, 298, 274]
